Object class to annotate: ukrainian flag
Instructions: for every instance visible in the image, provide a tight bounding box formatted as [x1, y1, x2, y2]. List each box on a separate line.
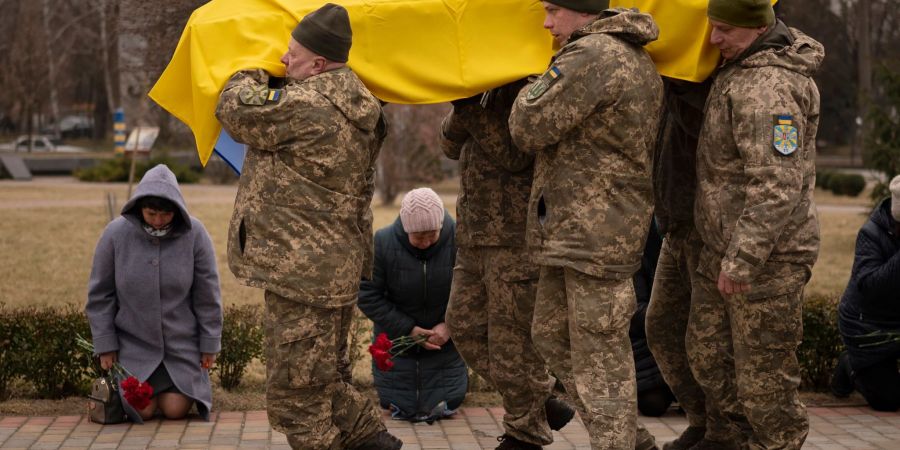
[148, 0, 760, 167]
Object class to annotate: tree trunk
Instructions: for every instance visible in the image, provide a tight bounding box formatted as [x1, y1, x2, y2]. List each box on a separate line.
[854, 0, 872, 164]
[40, 0, 61, 138]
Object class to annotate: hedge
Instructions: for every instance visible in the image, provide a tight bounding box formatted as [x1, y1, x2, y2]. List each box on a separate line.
[816, 170, 866, 197]
[73, 155, 201, 184]
[0, 296, 846, 401]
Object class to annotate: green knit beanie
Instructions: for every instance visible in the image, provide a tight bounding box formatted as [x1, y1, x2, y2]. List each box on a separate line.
[291, 3, 352, 63]
[708, 0, 775, 28]
[546, 0, 609, 14]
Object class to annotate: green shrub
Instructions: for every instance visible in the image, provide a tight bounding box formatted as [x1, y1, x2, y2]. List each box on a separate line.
[0, 304, 30, 400]
[829, 173, 866, 197]
[16, 306, 93, 398]
[74, 155, 200, 184]
[799, 294, 843, 391]
[214, 305, 264, 390]
[816, 170, 834, 189]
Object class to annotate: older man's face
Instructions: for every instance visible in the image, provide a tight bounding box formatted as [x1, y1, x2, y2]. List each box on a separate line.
[280, 39, 324, 80]
[709, 19, 768, 61]
[542, 2, 593, 46]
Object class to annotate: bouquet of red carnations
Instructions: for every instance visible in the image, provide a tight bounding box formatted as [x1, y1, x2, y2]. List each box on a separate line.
[368, 332, 428, 372]
[76, 335, 154, 411]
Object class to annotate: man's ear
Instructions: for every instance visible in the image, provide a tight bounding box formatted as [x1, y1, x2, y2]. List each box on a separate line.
[311, 56, 328, 75]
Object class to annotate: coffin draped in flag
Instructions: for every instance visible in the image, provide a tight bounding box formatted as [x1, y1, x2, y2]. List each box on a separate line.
[148, 0, 730, 169]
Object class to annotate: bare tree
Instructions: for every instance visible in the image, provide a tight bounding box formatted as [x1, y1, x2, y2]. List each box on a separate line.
[377, 104, 450, 205]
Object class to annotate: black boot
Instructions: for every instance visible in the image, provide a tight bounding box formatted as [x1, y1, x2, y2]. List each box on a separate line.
[831, 351, 855, 398]
[495, 434, 542, 450]
[688, 438, 740, 450]
[354, 430, 403, 450]
[662, 426, 705, 450]
[545, 397, 576, 431]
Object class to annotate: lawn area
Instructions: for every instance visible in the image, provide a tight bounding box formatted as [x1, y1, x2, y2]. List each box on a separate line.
[0, 178, 871, 414]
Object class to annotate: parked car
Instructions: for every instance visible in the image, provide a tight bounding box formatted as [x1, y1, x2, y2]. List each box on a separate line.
[0, 135, 87, 153]
[43, 115, 94, 139]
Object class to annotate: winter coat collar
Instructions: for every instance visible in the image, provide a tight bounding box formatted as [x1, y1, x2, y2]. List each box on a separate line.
[569, 7, 659, 47]
[732, 21, 824, 77]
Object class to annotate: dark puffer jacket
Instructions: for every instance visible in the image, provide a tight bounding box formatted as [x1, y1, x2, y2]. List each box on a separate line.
[631, 221, 668, 394]
[358, 212, 467, 420]
[838, 198, 900, 370]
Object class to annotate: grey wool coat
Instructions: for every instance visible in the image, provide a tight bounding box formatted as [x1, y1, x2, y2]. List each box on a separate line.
[85, 164, 223, 421]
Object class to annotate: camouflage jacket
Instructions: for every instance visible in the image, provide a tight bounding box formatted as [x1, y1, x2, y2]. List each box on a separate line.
[509, 9, 663, 279]
[215, 68, 386, 307]
[694, 22, 823, 284]
[439, 81, 533, 247]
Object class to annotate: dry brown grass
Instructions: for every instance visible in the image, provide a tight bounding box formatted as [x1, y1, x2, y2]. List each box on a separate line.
[0, 178, 866, 414]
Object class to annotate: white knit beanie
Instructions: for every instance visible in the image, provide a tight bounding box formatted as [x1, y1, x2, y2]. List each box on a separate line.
[400, 188, 444, 233]
[891, 175, 900, 222]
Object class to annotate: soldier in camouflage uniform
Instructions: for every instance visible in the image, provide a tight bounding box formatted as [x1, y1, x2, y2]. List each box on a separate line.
[441, 80, 576, 450]
[509, 1, 663, 448]
[647, 78, 744, 450]
[687, 1, 823, 448]
[215, 4, 398, 450]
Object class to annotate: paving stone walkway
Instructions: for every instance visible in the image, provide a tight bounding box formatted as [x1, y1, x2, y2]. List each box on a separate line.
[1, 407, 899, 449]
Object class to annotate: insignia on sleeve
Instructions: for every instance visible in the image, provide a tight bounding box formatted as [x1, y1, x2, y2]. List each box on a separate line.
[525, 66, 562, 101]
[239, 84, 269, 106]
[773, 114, 799, 156]
[266, 89, 283, 103]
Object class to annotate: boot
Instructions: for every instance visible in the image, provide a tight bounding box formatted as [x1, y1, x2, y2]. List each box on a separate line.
[662, 426, 706, 450]
[495, 434, 542, 450]
[830, 351, 854, 398]
[354, 430, 403, 450]
[636, 426, 660, 450]
[545, 397, 576, 431]
[688, 438, 741, 450]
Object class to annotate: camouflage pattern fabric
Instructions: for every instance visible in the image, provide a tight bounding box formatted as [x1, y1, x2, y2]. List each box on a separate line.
[693, 25, 822, 285]
[647, 231, 739, 441]
[445, 246, 555, 445]
[215, 67, 386, 308]
[689, 23, 823, 450]
[439, 81, 533, 248]
[687, 269, 810, 449]
[508, 9, 663, 280]
[533, 266, 647, 449]
[264, 291, 385, 449]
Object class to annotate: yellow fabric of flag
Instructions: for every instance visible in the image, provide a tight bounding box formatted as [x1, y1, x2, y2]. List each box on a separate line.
[148, 0, 734, 165]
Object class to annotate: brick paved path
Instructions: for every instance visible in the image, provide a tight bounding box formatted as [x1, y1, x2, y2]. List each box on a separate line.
[1, 407, 898, 449]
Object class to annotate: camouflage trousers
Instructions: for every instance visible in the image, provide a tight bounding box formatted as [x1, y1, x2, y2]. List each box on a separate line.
[646, 230, 735, 439]
[533, 265, 648, 449]
[445, 246, 555, 445]
[686, 268, 810, 450]
[264, 291, 385, 450]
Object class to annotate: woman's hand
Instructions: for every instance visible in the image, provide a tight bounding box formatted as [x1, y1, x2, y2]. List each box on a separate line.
[99, 351, 118, 371]
[428, 322, 450, 347]
[201, 353, 217, 370]
[410, 326, 440, 351]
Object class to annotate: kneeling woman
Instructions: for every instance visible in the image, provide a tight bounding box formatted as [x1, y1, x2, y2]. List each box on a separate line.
[86, 164, 223, 421]
[358, 188, 467, 422]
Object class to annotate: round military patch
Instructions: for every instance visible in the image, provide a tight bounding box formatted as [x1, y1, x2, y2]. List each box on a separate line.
[239, 84, 269, 106]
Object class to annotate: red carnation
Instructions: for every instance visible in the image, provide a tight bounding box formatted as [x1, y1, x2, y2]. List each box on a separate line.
[120, 376, 154, 411]
[368, 332, 427, 372]
[374, 333, 392, 351]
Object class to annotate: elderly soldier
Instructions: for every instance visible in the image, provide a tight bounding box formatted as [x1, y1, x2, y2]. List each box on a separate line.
[441, 81, 576, 450]
[215, 4, 399, 450]
[686, 0, 823, 448]
[509, 1, 663, 448]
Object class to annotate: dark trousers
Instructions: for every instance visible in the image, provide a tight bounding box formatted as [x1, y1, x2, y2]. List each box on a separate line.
[855, 358, 900, 412]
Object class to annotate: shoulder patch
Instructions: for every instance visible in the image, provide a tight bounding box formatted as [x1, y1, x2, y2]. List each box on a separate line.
[773, 114, 798, 156]
[239, 84, 269, 106]
[525, 66, 562, 101]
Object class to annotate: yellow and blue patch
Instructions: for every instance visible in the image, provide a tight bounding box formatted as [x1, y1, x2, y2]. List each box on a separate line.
[526, 66, 562, 101]
[773, 114, 798, 156]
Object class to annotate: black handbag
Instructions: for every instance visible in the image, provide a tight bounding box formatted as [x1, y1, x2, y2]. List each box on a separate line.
[87, 375, 126, 424]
